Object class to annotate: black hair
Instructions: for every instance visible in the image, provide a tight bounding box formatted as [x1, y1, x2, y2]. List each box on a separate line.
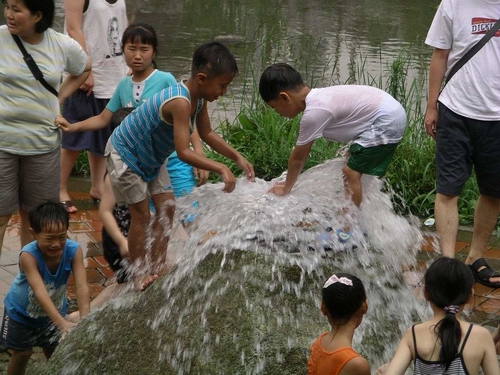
[121, 22, 158, 56]
[110, 107, 134, 132]
[424, 257, 474, 370]
[29, 201, 69, 234]
[2, 0, 55, 33]
[191, 41, 238, 78]
[259, 63, 305, 103]
[322, 273, 366, 324]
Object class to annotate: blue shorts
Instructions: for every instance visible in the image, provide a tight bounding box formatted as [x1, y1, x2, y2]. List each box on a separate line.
[1, 311, 60, 352]
[436, 104, 500, 198]
[61, 89, 111, 157]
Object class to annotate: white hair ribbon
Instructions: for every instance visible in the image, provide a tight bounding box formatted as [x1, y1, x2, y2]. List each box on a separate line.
[323, 275, 353, 288]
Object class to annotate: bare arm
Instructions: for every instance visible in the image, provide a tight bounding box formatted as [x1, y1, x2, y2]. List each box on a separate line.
[189, 128, 209, 185]
[195, 101, 254, 181]
[166, 99, 253, 192]
[424, 48, 450, 139]
[382, 328, 413, 375]
[99, 175, 129, 258]
[64, 0, 94, 95]
[71, 247, 90, 318]
[480, 329, 500, 375]
[56, 108, 113, 132]
[21, 252, 76, 337]
[58, 58, 91, 104]
[268, 141, 313, 196]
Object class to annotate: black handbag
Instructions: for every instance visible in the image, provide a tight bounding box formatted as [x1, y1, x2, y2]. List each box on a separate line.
[11, 34, 59, 97]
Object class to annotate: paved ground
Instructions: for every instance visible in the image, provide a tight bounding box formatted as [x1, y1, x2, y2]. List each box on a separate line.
[1, 176, 499, 370]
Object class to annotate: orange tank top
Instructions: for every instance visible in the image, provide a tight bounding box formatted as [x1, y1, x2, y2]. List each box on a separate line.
[307, 332, 361, 375]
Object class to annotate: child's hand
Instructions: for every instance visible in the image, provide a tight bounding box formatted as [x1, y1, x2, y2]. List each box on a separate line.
[118, 241, 129, 259]
[58, 319, 77, 341]
[193, 167, 209, 186]
[55, 115, 73, 132]
[235, 155, 255, 182]
[376, 363, 389, 375]
[220, 166, 236, 193]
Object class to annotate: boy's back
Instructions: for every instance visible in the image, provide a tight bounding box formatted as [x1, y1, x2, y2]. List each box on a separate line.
[298, 85, 404, 146]
[110, 82, 203, 181]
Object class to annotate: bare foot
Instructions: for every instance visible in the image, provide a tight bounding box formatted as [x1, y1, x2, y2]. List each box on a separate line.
[135, 274, 158, 291]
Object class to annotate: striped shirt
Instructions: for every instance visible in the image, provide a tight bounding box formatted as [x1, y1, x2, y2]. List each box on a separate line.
[110, 82, 203, 181]
[0, 26, 88, 155]
[413, 324, 473, 375]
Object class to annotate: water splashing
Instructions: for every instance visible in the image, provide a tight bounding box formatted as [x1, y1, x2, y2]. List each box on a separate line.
[35, 159, 427, 374]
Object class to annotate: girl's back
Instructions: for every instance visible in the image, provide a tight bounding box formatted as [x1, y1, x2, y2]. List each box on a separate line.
[412, 320, 492, 375]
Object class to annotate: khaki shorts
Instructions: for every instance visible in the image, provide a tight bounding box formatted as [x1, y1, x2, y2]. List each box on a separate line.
[0, 147, 60, 215]
[105, 142, 172, 206]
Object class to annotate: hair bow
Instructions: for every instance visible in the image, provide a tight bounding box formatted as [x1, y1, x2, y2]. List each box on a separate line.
[323, 275, 353, 288]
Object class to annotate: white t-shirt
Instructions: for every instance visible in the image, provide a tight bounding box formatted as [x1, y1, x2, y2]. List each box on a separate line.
[0, 26, 88, 155]
[425, 0, 500, 120]
[297, 85, 406, 148]
[67, 0, 128, 98]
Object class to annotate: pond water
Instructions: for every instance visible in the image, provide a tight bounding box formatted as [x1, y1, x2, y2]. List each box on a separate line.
[2, 0, 438, 122]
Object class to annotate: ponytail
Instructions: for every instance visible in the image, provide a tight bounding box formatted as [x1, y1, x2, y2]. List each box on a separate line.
[424, 258, 474, 370]
[434, 306, 461, 370]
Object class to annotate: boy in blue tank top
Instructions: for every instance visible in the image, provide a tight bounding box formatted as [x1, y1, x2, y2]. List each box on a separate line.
[105, 42, 255, 290]
[1, 201, 90, 375]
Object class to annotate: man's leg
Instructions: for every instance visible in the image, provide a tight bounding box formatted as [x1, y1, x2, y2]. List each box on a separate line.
[434, 193, 459, 258]
[465, 195, 500, 283]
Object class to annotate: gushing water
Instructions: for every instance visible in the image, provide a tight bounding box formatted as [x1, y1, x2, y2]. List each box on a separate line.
[36, 159, 428, 375]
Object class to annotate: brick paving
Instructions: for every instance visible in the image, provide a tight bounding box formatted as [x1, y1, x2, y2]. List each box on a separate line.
[0, 176, 499, 368]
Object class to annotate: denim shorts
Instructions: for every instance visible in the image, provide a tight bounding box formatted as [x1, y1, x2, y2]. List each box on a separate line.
[61, 89, 111, 157]
[1, 312, 60, 352]
[436, 104, 500, 198]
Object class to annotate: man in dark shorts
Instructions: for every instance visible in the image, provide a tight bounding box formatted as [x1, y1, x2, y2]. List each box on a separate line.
[424, 0, 500, 288]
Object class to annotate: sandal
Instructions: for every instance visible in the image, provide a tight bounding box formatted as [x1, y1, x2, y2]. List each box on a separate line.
[60, 200, 78, 213]
[469, 258, 500, 288]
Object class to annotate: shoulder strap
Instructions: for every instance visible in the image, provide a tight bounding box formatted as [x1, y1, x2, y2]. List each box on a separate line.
[11, 34, 59, 97]
[445, 18, 500, 86]
[411, 325, 418, 355]
[458, 324, 474, 354]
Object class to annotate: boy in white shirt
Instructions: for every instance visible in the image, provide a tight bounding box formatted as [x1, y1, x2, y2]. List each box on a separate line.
[259, 63, 406, 241]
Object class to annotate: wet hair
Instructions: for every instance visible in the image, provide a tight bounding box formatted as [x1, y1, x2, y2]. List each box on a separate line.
[424, 257, 474, 370]
[110, 107, 134, 132]
[259, 63, 305, 103]
[121, 22, 158, 56]
[322, 273, 366, 324]
[191, 42, 238, 78]
[2, 0, 55, 33]
[29, 201, 69, 234]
